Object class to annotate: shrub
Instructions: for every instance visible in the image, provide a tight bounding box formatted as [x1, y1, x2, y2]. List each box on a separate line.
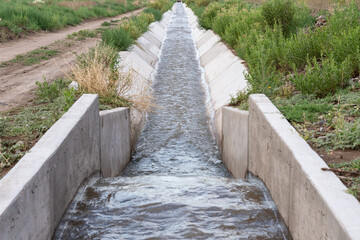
[292, 56, 353, 97]
[150, 0, 174, 13]
[101, 27, 132, 51]
[143, 7, 162, 21]
[261, 0, 295, 36]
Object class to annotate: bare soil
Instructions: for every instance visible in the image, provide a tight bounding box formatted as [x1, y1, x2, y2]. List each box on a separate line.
[0, 8, 143, 112]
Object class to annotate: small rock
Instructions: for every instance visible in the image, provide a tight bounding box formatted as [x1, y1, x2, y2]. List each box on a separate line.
[68, 81, 79, 90]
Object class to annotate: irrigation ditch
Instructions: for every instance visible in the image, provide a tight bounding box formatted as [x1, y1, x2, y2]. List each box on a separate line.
[0, 2, 359, 240]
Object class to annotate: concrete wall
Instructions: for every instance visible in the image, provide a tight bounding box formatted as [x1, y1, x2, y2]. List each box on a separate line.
[248, 94, 360, 240]
[221, 95, 360, 240]
[100, 108, 131, 178]
[221, 107, 248, 179]
[118, 7, 174, 149]
[0, 94, 100, 240]
[184, 6, 248, 147]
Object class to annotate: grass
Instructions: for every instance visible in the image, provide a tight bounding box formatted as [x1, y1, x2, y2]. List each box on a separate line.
[0, 0, 172, 177]
[1, 47, 60, 67]
[0, 0, 143, 42]
[0, 78, 76, 171]
[101, 1, 174, 50]
[187, 0, 360, 199]
[328, 158, 360, 200]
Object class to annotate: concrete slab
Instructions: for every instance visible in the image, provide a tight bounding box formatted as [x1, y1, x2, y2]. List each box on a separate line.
[0, 95, 100, 240]
[119, 51, 155, 81]
[208, 61, 248, 110]
[142, 31, 162, 49]
[198, 35, 221, 58]
[248, 94, 360, 240]
[200, 42, 229, 67]
[149, 22, 166, 42]
[196, 30, 219, 49]
[100, 108, 131, 178]
[203, 50, 238, 82]
[136, 36, 161, 58]
[131, 44, 158, 67]
[192, 29, 206, 43]
[222, 107, 248, 179]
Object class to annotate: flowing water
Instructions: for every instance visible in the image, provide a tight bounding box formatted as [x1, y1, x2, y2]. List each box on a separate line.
[54, 3, 290, 239]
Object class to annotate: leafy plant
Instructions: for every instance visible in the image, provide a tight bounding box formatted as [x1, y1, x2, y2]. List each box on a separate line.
[261, 0, 295, 36]
[292, 55, 353, 97]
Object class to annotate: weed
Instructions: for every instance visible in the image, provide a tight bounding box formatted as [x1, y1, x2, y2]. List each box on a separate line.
[329, 158, 360, 200]
[5, 47, 60, 66]
[102, 27, 133, 50]
[143, 7, 162, 21]
[291, 55, 353, 97]
[0, 78, 75, 171]
[229, 91, 249, 110]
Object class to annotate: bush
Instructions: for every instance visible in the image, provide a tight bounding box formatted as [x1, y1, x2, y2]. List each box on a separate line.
[150, 0, 174, 13]
[101, 27, 132, 51]
[292, 56, 353, 97]
[143, 7, 162, 21]
[261, 0, 295, 36]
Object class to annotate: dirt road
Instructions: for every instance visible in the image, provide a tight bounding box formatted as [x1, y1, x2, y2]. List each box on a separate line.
[0, 8, 143, 112]
[0, 8, 143, 62]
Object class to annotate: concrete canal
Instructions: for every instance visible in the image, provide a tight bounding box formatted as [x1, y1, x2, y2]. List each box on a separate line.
[54, 3, 290, 239]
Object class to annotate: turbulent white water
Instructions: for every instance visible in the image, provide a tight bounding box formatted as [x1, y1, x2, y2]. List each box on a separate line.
[53, 3, 290, 239]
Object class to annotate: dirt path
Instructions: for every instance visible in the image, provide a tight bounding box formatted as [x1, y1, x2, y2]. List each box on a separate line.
[0, 8, 144, 63]
[0, 8, 144, 112]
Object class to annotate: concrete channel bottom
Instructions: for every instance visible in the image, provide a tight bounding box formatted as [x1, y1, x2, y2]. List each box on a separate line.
[53, 3, 291, 239]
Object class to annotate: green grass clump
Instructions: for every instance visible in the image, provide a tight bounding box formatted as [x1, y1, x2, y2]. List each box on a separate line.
[1, 46, 60, 67]
[143, 7, 163, 21]
[101, 27, 133, 50]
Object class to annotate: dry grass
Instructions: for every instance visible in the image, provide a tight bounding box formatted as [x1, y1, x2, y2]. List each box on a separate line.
[70, 44, 154, 112]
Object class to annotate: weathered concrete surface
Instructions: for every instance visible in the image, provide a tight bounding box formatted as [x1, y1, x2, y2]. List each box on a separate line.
[118, 9, 174, 153]
[100, 108, 131, 177]
[249, 94, 360, 240]
[222, 107, 248, 179]
[0, 94, 100, 240]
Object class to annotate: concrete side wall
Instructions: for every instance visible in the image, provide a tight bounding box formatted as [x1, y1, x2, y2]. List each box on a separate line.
[248, 94, 360, 240]
[100, 108, 131, 177]
[222, 107, 248, 179]
[0, 95, 100, 240]
[119, 7, 174, 150]
[185, 6, 248, 147]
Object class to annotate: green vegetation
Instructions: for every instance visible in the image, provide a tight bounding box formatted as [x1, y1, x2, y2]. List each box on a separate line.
[101, 0, 174, 50]
[0, 78, 76, 171]
[67, 29, 98, 40]
[0, 47, 60, 67]
[329, 158, 360, 200]
[187, 0, 360, 198]
[0, 0, 142, 42]
[0, 0, 176, 174]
